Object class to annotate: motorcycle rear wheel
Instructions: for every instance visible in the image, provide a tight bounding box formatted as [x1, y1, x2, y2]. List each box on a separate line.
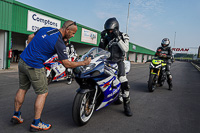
[46, 70, 53, 85]
[148, 74, 156, 92]
[72, 92, 95, 126]
[66, 78, 72, 85]
[159, 81, 164, 87]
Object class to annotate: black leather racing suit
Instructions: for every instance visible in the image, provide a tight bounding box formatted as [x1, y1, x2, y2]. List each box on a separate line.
[155, 46, 173, 86]
[99, 31, 131, 102]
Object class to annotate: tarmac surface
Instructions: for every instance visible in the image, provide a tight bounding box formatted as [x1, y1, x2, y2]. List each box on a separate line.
[0, 61, 200, 133]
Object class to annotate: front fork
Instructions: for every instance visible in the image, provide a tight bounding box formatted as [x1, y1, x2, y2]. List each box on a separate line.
[76, 85, 98, 110]
[91, 85, 98, 106]
[150, 69, 161, 83]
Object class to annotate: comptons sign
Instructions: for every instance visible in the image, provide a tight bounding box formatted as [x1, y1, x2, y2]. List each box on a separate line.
[27, 10, 61, 32]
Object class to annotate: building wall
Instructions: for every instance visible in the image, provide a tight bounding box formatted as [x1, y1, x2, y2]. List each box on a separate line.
[129, 43, 155, 55]
[0, 0, 156, 69]
[0, 0, 13, 31]
[0, 30, 5, 69]
[72, 42, 95, 56]
[11, 1, 101, 46]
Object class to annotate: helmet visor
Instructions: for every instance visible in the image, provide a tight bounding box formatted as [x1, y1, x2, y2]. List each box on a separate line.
[162, 40, 170, 45]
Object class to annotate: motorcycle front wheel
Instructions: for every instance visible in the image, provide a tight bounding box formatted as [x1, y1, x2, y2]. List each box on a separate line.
[72, 92, 95, 126]
[148, 74, 157, 92]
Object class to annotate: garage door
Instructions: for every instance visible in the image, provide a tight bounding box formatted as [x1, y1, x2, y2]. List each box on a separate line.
[143, 55, 147, 62]
[129, 53, 136, 62]
[137, 54, 142, 63]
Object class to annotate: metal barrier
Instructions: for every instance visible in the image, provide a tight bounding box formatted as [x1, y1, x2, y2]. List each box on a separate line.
[191, 60, 200, 71]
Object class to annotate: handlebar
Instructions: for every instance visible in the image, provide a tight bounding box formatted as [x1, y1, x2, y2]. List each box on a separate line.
[105, 61, 118, 71]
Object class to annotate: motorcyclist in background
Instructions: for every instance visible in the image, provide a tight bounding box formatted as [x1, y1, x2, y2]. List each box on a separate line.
[64, 39, 77, 58]
[155, 38, 173, 90]
[99, 17, 132, 116]
[64, 39, 78, 83]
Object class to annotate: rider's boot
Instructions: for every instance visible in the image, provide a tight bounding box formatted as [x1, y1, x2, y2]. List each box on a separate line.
[123, 97, 133, 117]
[121, 82, 132, 116]
[167, 75, 173, 91]
[168, 82, 173, 90]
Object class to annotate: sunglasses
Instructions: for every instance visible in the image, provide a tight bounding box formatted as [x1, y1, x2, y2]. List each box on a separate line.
[66, 21, 77, 29]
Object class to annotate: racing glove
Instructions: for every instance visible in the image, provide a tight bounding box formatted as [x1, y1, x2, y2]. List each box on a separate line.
[113, 28, 120, 40]
[101, 30, 107, 38]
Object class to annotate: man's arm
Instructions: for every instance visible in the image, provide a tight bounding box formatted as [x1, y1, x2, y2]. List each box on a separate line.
[155, 48, 172, 58]
[27, 28, 40, 44]
[61, 57, 91, 68]
[118, 33, 129, 52]
[55, 39, 91, 68]
[27, 34, 35, 44]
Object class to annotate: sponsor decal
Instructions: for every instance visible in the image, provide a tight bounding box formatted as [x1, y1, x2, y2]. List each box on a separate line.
[103, 82, 110, 88]
[81, 28, 97, 44]
[107, 86, 120, 98]
[172, 48, 189, 52]
[57, 73, 64, 79]
[132, 45, 136, 50]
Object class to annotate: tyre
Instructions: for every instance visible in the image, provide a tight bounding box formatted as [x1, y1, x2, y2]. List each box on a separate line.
[66, 78, 72, 85]
[45, 69, 53, 85]
[159, 80, 164, 87]
[72, 92, 95, 126]
[148, 74, 157, 92]
[157, 78, 164, 87]
[158, 72, 165, 87]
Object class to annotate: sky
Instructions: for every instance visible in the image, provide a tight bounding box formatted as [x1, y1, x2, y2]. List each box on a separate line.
[16, 0, 200, 54]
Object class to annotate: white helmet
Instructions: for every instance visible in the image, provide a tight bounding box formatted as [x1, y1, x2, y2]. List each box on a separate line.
[161, 38, 170, 48]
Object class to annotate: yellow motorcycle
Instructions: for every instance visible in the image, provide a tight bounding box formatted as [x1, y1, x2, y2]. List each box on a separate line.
[147, 57, 167, 92]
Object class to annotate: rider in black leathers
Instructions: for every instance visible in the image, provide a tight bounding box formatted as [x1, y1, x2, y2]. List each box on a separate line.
[99, 17, 132, 116]
[155, 38, 173, 90]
